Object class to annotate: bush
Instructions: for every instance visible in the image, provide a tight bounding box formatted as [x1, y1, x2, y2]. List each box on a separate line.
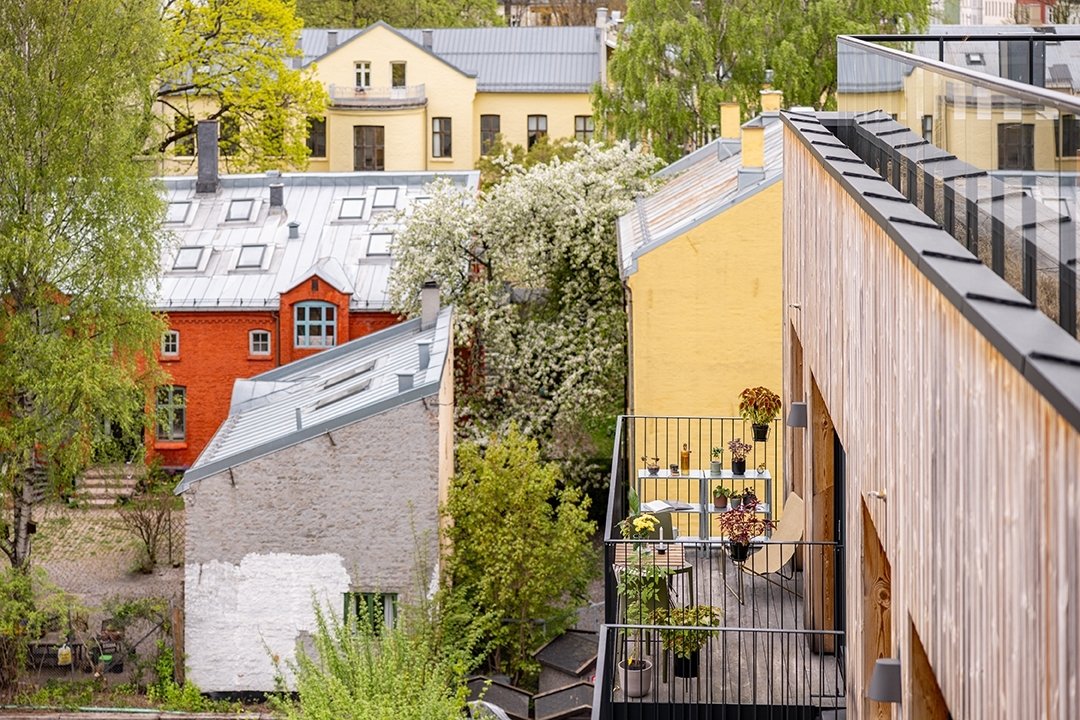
[0, 568, 78, 700]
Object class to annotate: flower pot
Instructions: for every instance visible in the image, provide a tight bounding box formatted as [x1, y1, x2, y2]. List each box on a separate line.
[729, 542, 752, 562]
[620, 658, 653, 698]
[751, 423, 770, 442]
[729, 495, 742, 509]
[669, 464, 679, 475]
[712, 495, 728, 510]
[710, 460, 723, 475]
[673, 650, 700, 679]
[731, 459, 746, 475]
[647, 465, 660, 476]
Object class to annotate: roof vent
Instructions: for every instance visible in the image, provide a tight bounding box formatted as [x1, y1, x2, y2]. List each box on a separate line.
[327, 30, 338, 51]
[288, 221, 300, 240]
[421, 280, 439, 330]
[397, 373, 414, 392]
[417, 340, 432, 370]
[269, 183, 284, 209]
[422, 29, 433, 51]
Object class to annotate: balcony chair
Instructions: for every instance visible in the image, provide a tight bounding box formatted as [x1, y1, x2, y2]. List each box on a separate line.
[740, 492, 805, 597]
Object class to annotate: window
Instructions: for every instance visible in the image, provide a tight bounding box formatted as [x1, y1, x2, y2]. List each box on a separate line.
[165, 201, 191, 224]
[227, 199, 254, 222]
[236, 244, 265, 269]
[249, 329, 271, 355]
[372, 187, 398, 209]
[921, 114, 933, 143]
[156, 386, 186, 441]
[432, 117, 452, 158]
[295, 301, 337, 348]
[306, 117, 326, 157]
[174, 115, 195, 156]
[966, 52, 985, 65]
[391, 62, 406, 88]
[339, 198, 366, 219]
[480, 115, 500, 155]
[575, 115, 595, 142]
[368, 232, 393, 256]
[173, 247, 203, 271]
[1055, 114, 1080, 156]
[998, 122, 1034, 170]
[527, 114, 548, 149]
[355, 61, 371, 88]
[161, 330, 179, 356]
[344, 592, 397, 635]
[354, 125, 385, 171]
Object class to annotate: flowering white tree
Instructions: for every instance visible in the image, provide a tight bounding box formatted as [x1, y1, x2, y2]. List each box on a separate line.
[390, 142, 661, 467]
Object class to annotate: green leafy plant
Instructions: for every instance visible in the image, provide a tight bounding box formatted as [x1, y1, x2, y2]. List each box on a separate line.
[739, 386, 782, 425]
[711, 446, 724, 460]
[712, 486, 732, 500]
[653, 605, 722, 659]
[0, 568, 80, 699]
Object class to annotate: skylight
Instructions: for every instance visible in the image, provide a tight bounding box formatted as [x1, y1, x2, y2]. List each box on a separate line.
[323, 361, 376, 389]
[372, 187, 398, 209]
[966, 52, 985, 66]
[368, 232, 393, 256]
[236, 244, 266, 269]
[314, 380, 371, 410]
[173, 247, 203, 271]
[165, 201, 191, 224]
[339, 197, 366, 219]
[226, 199, 255, 222]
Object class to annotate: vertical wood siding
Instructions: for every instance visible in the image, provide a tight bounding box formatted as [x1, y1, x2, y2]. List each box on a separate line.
[783, 128, 1080, 719]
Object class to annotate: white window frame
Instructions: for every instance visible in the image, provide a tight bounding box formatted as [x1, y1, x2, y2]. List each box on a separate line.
[161, 330, 179, 356]
[355, 61, 372, 89]
[156, 386, 186, 441]
[249, 329, 271, 356]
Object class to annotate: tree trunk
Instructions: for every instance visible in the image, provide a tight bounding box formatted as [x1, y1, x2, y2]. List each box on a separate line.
[9, 465, 44, 570]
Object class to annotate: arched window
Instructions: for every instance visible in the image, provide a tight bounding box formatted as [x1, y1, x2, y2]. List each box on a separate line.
[294, 301, 337, 348]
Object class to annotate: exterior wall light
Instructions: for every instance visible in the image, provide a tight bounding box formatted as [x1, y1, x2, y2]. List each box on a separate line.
[786, 401, 807, 428]
[867, 657, 902, 703]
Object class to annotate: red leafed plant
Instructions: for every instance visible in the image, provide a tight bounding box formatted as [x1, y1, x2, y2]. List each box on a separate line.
[739, 386, 782, 425]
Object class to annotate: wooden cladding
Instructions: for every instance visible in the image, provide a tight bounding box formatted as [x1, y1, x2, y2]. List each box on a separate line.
[783, 127, 1080, 719]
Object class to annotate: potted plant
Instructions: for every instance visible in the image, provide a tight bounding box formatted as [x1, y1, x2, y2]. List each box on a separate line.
[741, 487, 758, 508]
[619, 653, 654, 698]
[709, 447, 723, 475]
[729, 490, 743, 510]
[728, 438, 752, 476]
[716, 503, 775, 562]
[712, 485, 731, 510]
[654, 605, 722, 678]
[641, 456, 660, 476]
[739, 386, 782, 442]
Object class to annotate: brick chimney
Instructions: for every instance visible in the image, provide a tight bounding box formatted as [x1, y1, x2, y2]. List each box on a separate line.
[327, 30, 338, 51]
[741, 120, 765, 169]
[195, 119, 219, 194]
[761, 89, 783, 114]
[422, 29, 433, 51]
[720, 102, 741, 140]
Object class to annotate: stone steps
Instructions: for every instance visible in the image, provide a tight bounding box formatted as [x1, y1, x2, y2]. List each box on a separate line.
[77, 466, 142, 507]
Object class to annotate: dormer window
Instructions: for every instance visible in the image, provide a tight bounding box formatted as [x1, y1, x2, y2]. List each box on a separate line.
[236, 244, 266, 269]
[339, 198, 366, 219]
[295, 301, 337, 348]
[226, 198, 255, 222]
[165, 201, 191, 224]
[173, 247, 203, 271]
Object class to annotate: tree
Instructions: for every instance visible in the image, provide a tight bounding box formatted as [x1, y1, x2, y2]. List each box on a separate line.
[295, 0, 499, 29]
[442, 428, 597, 686]
[156, 0, 327, 172]
[0, 0, 167, 570]
[389, 142, 659, 467]
[595, 0, 930, 163]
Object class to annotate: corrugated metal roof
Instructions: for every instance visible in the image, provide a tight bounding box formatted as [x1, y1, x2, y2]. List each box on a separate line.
[617, 115, 785, 278]
[176, 307, 452, 491]
[157, 171, 478, 311]
[300, 25, 601, 93]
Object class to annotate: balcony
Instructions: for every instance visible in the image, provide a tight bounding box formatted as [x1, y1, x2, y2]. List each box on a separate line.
[328, 83, 426, 109]
[594, 416, 846, 719]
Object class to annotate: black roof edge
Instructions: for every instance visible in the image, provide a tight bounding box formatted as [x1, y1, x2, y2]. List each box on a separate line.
[781, 111, 1080, 432]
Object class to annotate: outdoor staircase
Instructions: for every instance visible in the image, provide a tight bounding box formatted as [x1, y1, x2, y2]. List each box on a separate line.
[77, 465, 142, 507]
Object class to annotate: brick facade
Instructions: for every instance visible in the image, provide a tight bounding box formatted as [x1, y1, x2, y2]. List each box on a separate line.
[153, 271, 398, 468]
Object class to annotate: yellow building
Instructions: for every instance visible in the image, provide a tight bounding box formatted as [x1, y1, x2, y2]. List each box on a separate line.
[615, 92, 786, 535]
[301, 22, 602, 172]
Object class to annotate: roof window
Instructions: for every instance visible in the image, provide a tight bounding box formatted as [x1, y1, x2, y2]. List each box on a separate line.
[368, 232, 393, 256]
[323, 361, 376, 389]
[165, 201, 191, 224]
[339, 197, 366, 220]
[173, 247, 203, 271]
[226, 198, 255, 222]
[236, 244, 266, 269]
[314, 380, 371, 410]
[966, 52, 985, 66]
[372, 187, 399, 210]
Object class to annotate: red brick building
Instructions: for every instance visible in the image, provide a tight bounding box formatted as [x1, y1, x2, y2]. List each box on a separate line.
[154, 141, 477, 468]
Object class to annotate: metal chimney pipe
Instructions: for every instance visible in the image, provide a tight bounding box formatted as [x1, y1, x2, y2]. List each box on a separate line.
[269, 183, 284, 209]
[417, 340, 432, 370]
[397, 373, 414, 392]
[195, 119, 219, 194]
[420, 280, 439, 330]
[288, 221, 300, 239]
[327, 30, 338, 51]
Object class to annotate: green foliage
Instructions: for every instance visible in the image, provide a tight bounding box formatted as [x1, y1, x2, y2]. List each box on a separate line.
[296, 0, 499, 28]
[115, 463, 182, 573]
[653, 605, 722, 659]
[15, 679, 97, 710]
[596, 0, 930, 162]
[147, 640, 236, 712]
[442, 428, 597, 686]
[273, 600, 469, 720]
[0, 568, 79, 698]
[476, 135, 581, 190]
[157, 0, 327, 171]
[0, 0, 167, 571]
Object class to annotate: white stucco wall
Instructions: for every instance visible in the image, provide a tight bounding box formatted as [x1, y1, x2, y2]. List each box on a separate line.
[185, 552, 350, 691]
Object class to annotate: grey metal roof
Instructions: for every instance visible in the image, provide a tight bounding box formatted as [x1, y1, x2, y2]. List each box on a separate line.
[300, 25, 602, 93]
[532, 681, 593, 720]
[616, 114, 784, 278]
[176, 307, 452, 492]
[157, 171, 478, 311]
[533, 630, 597, 675]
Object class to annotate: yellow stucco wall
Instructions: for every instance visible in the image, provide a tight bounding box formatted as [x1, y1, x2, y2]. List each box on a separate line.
[628, 181, 786, 536]
[472, 92, 595, 152]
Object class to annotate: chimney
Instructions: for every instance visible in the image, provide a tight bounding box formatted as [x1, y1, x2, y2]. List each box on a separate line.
[397, 373, 414, 392]
[288, 221, 300, 239]
[195, 119, 219, 194]
[741, 120, 765, 169]
[417, 340, 432, 370]
[327, 30, 338, 51]
[420, 280, 439, 330]
[422, 29, 433, 51]
[269, 183, 284, 210]
[596, 7, 608, 28]
[720, 102, 741, 140]
[761, 89, 783, 114]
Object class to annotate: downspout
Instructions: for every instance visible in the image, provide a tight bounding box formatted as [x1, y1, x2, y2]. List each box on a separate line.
[623, 279, 634, 416]
[274, 309, 282, 367]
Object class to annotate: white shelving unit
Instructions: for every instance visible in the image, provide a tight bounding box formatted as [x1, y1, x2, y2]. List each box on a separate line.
[637, 468, 773, 541]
